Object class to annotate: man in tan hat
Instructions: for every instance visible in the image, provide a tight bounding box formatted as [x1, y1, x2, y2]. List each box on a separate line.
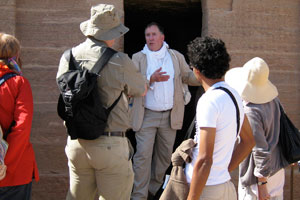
[57, 4, 146, 200]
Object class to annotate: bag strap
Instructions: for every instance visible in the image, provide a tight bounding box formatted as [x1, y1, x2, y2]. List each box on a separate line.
[63, 49, 76, 70]
[90, 47, 117, 75]
[63, 47, 120, 113]
[215, 86, 240, 136]
[107, 91, 123, 113]
[184, 115, 196, 140]
[63, 47, 117, 74]
[90, 47, 120, 113]
[0, 73, 18, 86]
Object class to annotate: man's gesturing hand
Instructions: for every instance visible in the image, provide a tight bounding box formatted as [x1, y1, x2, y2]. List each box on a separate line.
[150, 67, 170, 84]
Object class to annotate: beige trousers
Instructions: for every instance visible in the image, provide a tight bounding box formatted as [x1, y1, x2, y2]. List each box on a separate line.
[200, 181, 237, 200]
[131, 109, 177, 200]
[239, 184, 283, 200]
[65, 136, 134, 200]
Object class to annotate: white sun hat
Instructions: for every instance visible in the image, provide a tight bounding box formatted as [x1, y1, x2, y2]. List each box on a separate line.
[225, 57, 278, 104]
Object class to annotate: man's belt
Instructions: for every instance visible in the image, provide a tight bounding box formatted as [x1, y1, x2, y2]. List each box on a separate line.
[145, 108, 171, 113]
[102, 132, 126, 137]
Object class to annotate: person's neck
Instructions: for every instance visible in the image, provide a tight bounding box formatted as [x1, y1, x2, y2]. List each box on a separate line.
[202, 78, 224, 91]
[148, 43, 164, 52]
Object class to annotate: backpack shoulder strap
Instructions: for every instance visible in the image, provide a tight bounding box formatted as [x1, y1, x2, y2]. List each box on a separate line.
[63, 47, 117, 73]
[0, 73, 18, 86]
[215, 86, 240, 136]
[90, 47, 117, 75]
[107, 91, 123, 113]
[91, 47, 120, 113]
[63, 49, 76, 70]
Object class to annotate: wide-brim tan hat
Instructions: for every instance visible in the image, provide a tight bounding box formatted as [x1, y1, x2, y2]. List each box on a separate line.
[80, 4, 129, 41]
[225, 57, 278, 104]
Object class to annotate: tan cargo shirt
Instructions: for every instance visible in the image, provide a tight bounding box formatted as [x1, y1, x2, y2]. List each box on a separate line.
[57, 38, 146, 132]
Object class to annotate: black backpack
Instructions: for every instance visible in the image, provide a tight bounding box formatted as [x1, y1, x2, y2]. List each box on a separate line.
[56, 47, 121, 140]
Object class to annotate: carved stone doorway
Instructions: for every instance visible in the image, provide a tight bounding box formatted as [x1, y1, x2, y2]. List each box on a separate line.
[124, 0, 203, 147]
[124, 0, 202, 60]
[124, 1, 203, 198]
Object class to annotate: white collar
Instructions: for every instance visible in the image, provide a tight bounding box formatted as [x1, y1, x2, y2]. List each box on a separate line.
[141, 42, 169, 59]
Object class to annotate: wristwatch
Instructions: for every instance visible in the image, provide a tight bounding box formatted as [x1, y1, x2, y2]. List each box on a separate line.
[257, 181, 268, 185]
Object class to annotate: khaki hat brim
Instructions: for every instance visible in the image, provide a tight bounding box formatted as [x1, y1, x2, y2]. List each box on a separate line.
[225, 67, 278, 104]
[80, 20, 129, 41]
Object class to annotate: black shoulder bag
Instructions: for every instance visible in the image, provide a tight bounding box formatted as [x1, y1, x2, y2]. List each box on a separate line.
[278, 103, 300, 164]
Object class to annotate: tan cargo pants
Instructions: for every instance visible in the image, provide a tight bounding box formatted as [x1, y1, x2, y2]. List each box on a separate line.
[65, 136, 134, 200]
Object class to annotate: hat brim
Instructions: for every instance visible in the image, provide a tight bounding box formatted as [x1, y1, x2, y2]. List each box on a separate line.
[80, 20, 129, 41]
[225, 67, 278, 104]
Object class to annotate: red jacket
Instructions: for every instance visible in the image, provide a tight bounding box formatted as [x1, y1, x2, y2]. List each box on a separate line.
[0, 65, 39, 187]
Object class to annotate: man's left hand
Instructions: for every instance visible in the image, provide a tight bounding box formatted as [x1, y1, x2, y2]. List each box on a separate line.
[150, 67, 170, 84]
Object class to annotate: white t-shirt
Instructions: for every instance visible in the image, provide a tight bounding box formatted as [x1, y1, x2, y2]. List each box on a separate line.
[185, 81, 244, 185]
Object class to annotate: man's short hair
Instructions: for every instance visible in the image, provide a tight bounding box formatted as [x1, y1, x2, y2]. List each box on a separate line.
[187, 36, 231, 79]
[144, 22, 164, 35]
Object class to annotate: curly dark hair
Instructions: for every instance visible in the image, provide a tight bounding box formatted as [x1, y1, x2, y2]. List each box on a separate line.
[187, 36, 230, 79]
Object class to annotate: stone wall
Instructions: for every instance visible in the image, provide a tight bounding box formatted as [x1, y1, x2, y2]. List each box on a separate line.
[202, 1, 300, 199]
[0, 0, 123, 199]
[202, 0, 300, 126]
[0, 0, 16, 35]
[0, 0, 299, 199]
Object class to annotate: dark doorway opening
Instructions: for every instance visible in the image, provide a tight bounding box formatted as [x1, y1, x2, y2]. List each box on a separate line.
[124, 2, 203, 197]
[124, 0, 202, 61]
[124, 0, 203, 147]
